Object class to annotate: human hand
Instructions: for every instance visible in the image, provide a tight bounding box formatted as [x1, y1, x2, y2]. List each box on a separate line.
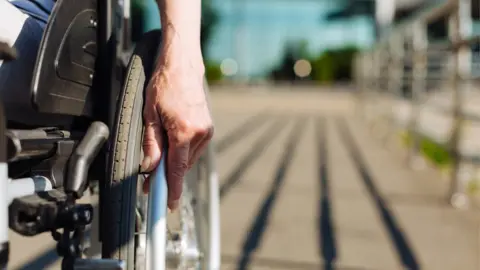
[141, 44, 213, 211]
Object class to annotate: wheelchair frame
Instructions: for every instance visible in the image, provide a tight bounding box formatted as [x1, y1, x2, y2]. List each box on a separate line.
[0, 0, 220, 269]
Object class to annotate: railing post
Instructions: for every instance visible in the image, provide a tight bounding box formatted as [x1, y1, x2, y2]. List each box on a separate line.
[393, 33, 405, 98]
[367, 51, 376, 121]
[407, 21, 428, 170]
[387, 33, 405, 134]
[373, 45, 390, 131]
[367, 49, 380, 124]
[355, 53, 367, 118]
[448, 0, 472, 208]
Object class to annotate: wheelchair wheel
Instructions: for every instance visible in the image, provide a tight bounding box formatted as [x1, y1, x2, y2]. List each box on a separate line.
[101, 30, 220, 270]
[100, 30, 159, 269]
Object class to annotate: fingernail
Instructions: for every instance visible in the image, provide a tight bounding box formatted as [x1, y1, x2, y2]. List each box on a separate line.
[168, 200, 180, 211]
[141, 157, 151, 172]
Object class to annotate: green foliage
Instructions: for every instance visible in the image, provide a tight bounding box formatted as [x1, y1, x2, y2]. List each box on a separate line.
[201, 0, 223, 82]
[400, 131, 480, 193]
[269, 43, 300, 81]
[326, 46, 359, 80]
[205, 62, 223, 83]
[310, 46, 359, 83]
[267, 40, 360, 83]
[131, 0, 161, 41]
[311, 53, 334, 83]
[401, 132, 452, 168]
[201, 0, 220, 59]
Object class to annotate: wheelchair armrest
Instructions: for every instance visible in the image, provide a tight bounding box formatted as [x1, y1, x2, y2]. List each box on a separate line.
[31, 0, 98, 116]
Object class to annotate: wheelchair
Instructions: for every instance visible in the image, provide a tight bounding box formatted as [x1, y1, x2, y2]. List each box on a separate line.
[0, 0, 220, 269]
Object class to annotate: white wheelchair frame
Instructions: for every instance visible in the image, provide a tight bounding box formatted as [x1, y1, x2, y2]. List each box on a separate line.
[146, 144, 220, 270]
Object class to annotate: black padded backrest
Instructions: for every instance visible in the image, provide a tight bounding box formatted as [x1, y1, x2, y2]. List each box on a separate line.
[31, 0, 98, 116]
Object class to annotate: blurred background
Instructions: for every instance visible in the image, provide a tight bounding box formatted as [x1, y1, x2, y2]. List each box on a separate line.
[131, 0, 475, 85]
[134, 0, 377, 85]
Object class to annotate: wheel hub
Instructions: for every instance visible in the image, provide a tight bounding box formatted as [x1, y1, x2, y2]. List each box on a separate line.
[166, 191, 202, 269]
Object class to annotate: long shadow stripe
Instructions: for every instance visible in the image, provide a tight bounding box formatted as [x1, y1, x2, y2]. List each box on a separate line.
[317, 117, 337, 270]
[336, 118, 419, 270]
[215, 111, 268, 154]
[236, 118, 307, 270]
[223, 254, 371, 270]
[14, 247, 58, 270]
[220, 119, 286, 199]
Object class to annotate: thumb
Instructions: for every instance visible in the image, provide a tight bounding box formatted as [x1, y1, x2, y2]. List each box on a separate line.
[141, 110, 164, 173]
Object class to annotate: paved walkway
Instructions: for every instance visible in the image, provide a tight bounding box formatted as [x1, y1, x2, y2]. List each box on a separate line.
[214, 90, 479, 270]
[8, 89, 480, 270]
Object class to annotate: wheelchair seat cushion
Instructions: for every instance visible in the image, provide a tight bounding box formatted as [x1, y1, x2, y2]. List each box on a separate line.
[0, 0, 52, 124]
[9, 0, 55, 25]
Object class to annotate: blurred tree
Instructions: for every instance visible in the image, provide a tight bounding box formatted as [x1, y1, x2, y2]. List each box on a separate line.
[268, 40, 360, 83]
[269, 42, 302, 82]
[311, 47, 359, 83]
[200, 0, 224, 82]
[131, 0, 161, 41]
[201, 0, 220, 58]
[205, 62, 223, 82]
[329, 46, 359, 81]
[311, 53, 335, 82]
[294, 39, 311, 59]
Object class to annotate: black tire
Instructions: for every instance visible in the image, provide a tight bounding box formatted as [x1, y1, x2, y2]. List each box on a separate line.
[101, 30, 161, 269]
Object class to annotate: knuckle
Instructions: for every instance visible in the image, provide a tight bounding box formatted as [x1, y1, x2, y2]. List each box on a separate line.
[193, 121, 214, 137]
[142, 138, 156, 148]
[167, 114, 214, 144]
[170, 163, 188, 179]
[169, 132, 190, 146]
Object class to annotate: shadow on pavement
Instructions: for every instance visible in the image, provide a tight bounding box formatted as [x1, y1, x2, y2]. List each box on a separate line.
[219, 119, 286, 199]
[336, 117, 419, 270]
[14, 247, 58, 270]
[316, 117, 337, 270]
[215, 111, 269, 154]
[14, 223, 100, 270]
[236, 118, 307, 270]
[13, 205, 100, 270]
[222, 253, 371, 270]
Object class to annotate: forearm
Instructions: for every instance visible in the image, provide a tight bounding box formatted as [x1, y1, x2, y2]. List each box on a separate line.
[156, 0, 203, 68]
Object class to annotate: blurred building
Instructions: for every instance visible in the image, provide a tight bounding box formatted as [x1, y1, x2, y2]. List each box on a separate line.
[326, 0, 451, 39]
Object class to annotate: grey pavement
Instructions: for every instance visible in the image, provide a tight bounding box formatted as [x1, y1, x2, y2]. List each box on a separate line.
[7, 88, 480, 270]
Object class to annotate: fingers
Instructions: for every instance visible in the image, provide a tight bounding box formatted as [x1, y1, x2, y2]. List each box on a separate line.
[188, 127, 213, 169]
[142, 107, 164, 173]
[187, 131, 207, 168]
[166, 138, 189, 210]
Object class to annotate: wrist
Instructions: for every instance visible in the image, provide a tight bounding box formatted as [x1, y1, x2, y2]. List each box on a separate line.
[158, 28, 204, 73]
[161, 22, 201, 46]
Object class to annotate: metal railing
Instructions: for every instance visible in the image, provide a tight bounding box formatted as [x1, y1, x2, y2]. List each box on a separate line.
[354, 0, 479, 208]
